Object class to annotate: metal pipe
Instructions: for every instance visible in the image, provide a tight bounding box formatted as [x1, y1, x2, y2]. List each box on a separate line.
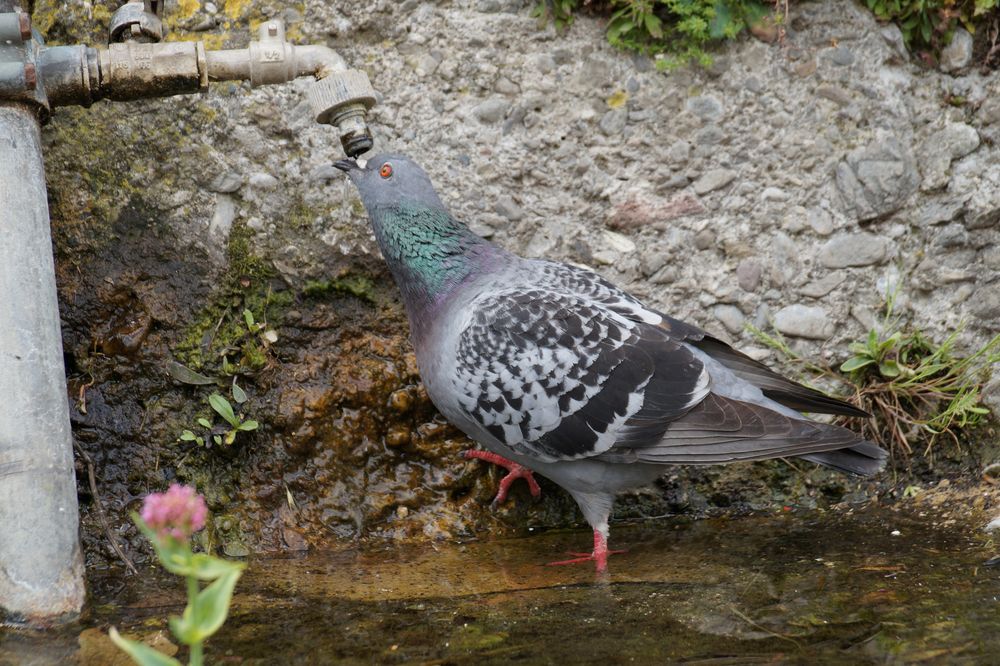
[0, 102, 84, 625]
[205, 43, 347, 83]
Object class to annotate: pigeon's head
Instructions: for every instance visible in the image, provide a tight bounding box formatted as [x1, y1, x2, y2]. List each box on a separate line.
[334, 153, 446, 212]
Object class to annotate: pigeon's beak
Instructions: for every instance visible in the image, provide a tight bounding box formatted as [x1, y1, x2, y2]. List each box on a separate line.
[333, 158, 360, 174]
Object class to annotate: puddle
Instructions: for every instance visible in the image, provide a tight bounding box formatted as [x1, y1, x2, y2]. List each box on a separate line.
[2, 506, 998, 664]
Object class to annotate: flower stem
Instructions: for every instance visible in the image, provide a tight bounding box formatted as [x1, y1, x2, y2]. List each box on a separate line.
[186, 575, 204, 666]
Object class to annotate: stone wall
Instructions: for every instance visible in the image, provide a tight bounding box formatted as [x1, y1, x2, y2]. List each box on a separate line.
[34, 0, 1000, 562]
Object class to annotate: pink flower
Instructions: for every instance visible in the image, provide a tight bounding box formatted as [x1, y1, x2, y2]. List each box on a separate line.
[140, 484, 208, 541]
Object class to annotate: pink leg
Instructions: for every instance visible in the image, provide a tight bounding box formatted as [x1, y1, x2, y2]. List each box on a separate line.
[547, 529, 625, 573]
[463, 449, 542, 506]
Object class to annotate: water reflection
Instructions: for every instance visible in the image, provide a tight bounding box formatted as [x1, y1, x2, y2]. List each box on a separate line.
[2, 508, 998, 664]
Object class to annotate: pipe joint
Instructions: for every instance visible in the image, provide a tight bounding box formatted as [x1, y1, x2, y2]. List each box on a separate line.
[109, 1, 165, 44]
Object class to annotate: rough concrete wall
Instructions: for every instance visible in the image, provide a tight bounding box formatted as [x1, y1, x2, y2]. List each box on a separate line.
[33, 0, 1000, 563]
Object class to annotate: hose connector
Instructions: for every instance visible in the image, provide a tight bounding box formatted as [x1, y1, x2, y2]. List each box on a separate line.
[307, 70, 377, 158]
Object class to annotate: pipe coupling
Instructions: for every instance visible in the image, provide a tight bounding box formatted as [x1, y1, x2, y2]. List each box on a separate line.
[307, 70, 377, 157]
[109, 1, 165, 43]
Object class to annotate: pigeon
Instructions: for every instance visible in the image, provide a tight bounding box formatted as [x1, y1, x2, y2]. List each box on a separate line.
[334, 154, 886, 572]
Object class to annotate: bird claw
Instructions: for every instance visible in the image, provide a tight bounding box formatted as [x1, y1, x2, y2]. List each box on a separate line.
[546, 530, 625, 572]
[463, 449, 541, 506]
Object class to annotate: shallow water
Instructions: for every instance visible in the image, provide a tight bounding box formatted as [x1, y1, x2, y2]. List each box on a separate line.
[2, 507, 999, 665]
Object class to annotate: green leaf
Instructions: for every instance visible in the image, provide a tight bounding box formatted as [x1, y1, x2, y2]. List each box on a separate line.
[840, 356, 875, 373]
[213, 435, 223, 446]
[866, 328, 879, 353]
[237, 420, 259, 432]
[197, 418, 212, 429]
[188, 553, 246, 581]
[209, 394, 239, 427]
[108, 627, 182, 666]
[169, 613, 197, 646]
[879, 359, 902, 378]
[180, 430, 197, 442]
[709, 0, 734, 39]
[181, 570, 243, 644]
[643, 11, 663, 39]
[232, 382, 248, 404]
[165, 361, 215, 386]
[243, 308, 255, 330]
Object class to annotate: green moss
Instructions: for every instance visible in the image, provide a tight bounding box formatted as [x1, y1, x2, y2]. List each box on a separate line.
[175, 221, 293, 372]
[303, 274, 377, 303]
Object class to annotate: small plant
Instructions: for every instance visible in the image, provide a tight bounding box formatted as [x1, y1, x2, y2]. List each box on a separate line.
[180, 382, 258, 447]
[110, 485, 245, 666]
[750, 296, 1000, 457]
[533, 0, 774, 67]
[863, 0, 999, 54]
[838, 322, 998, 455]
[531, 0, 579, 28]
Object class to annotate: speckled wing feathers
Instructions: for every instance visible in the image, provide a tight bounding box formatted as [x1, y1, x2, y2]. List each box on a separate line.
[449, 259, 878, 469]
[452, 275, 710, 462]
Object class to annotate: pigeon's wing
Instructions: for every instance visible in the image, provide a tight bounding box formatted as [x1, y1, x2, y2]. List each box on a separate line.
[538, 261, 867, 419]
[451, 287, 711, 462]
[598, 391, 877, 468]
[659, 315, 869, 418]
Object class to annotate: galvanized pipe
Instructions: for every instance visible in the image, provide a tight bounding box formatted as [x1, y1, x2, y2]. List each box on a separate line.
[0, 102, 85, 624]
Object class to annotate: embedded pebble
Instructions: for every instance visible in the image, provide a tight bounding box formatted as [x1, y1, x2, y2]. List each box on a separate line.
[774, 305, 834, 340]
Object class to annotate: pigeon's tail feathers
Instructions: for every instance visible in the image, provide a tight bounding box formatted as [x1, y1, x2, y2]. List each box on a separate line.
[606, 393, 886, 468]
[799, 440, 888, 476]
[688, 336, 869, 418]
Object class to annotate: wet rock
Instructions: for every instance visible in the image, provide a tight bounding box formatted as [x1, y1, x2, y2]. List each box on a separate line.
[818, 233, 889, 268]
[919, 123, 980, 191]
[834, 135, 919, 221]
[940, 28, 974, 73]
[385, 426, 412, 447]
[986, 514, 1000, 533]
[78, 627, 178, 666]
[773, 304, 834, 340]
[692, 169, 737, 195]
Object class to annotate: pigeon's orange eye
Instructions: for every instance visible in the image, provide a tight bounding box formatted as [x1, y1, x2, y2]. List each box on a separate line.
[379, 163, 393, 178]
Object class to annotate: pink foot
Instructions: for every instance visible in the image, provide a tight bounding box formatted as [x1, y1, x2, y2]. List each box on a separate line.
[547, 529, 625, 573]
[463, 450, 541, 506]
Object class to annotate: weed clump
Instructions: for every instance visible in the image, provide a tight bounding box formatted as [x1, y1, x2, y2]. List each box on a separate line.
[534, 0, 1000, 68]
[750, 294, 999, 459]
[532, 0, 781, 68]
